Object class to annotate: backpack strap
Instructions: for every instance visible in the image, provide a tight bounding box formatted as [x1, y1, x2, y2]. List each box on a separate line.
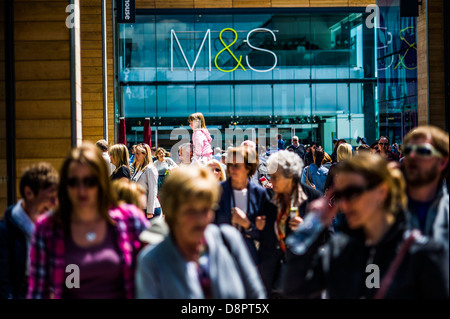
[374, 229, 422, 299]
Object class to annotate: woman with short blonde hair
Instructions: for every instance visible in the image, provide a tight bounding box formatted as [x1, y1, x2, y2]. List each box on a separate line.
[136, 165, 266, 299]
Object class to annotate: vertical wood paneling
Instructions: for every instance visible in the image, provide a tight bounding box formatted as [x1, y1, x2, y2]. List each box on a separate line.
[12, 0, 72, 204]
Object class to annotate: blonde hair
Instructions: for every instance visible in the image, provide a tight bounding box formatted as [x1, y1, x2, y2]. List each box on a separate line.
[188, 112, 207, 129]
[207, 159, 227, 181]
[337, 153, 407, 215]
[110, 144, 130, 170]
[112, 179, 145, 210]
[159, 165, 220, 231]
[134, 143, 153, 172]
[337, 143, 353, 162]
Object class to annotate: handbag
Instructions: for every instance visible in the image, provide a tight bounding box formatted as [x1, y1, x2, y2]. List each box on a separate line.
[374, 229, 421, 299]
[305, 166, 316, 189]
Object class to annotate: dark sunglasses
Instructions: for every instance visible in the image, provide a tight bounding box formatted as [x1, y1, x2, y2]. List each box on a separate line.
[378, 142, 389, 146]
[333, 184, 377, 202]
[228, 163, 244, 169]
[403, 143, 442, 158]
[67, 177, 98, 188]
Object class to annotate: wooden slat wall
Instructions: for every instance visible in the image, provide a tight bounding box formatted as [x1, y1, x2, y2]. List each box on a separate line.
[416, 1, 428, 125]
[80, 0, 115, 149]
[12, 0, 72, 204]
[417, 0, 446, 130]
[426, 0, 445, 129]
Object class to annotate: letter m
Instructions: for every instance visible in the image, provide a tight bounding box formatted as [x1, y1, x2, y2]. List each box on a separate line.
[171, 29, 211, 72]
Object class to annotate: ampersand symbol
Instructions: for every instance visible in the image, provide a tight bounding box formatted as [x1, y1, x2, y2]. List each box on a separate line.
[214, 28, 246, 72]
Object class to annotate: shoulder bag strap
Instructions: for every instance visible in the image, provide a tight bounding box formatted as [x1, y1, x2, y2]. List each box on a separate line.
[374, 229, 422, 299]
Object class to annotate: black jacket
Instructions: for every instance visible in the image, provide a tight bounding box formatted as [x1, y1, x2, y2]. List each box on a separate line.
[214, 178, 274, 263]
[258, 183, 331, 296]
[0, 205, 28, 299]
[282, 212, 449, 299]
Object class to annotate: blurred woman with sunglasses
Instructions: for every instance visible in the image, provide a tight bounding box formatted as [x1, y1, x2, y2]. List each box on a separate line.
[27, 142, 150, 299]
[131, 143, 161, 220]
[282, 153, 449, 299]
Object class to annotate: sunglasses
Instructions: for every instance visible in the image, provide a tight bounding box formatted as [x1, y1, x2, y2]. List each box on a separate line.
[67, 177, 98, 188]
[228, 163, 244, 169]
[333, 184, 377, 202]
[403, 143, 442, 158]
[378, 142, 389, 146]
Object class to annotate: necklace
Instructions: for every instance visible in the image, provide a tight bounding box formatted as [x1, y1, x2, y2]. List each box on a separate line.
[86, 231, 97, 242]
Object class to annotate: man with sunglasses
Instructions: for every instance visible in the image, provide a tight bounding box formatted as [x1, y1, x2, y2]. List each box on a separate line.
[401, 125, 449, 251]
[376, 136, 399, 162]
[0, 163, 58, 299]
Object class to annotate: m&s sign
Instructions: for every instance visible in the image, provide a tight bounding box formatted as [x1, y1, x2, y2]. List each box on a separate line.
[171, 28, 278, 73]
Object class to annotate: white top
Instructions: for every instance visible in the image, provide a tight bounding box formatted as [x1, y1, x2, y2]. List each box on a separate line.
[154, 157, 178, 175]
[233, 188, 248, 213]
[131, 165, 161, 212]
[102, 151, 116, 176]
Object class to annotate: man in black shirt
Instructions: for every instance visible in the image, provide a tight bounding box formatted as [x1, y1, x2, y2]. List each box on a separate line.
[286, 136, 306, 161]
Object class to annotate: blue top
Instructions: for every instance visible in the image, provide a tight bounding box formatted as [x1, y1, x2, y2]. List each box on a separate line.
[300, 164, 329, 195]
[135, 224, 266, 299]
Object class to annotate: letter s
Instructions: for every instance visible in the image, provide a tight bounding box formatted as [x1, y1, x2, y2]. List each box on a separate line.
[245, 28, 277, 72]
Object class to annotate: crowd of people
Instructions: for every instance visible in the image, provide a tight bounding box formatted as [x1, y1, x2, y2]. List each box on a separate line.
[0, 112, 448, 299]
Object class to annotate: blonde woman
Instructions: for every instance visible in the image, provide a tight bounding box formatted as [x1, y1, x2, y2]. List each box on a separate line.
[188, 112, 213, 164]
[131, 143, 161, 220]
[109, 144, 131, 181]
[283, 154, 449, 299]
[324, 143, 354, 194]
[206, 159, 226, 182]
[136, 165, 266, 299]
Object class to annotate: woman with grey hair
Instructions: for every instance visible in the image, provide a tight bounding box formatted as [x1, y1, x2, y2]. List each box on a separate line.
[258, 150, 329, 298]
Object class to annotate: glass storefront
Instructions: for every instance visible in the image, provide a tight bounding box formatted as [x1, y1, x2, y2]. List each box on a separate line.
[377, 1, 417, 145]
[114, 6, 415, 154]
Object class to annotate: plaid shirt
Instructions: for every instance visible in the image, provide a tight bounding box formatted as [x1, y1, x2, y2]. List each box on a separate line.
[27, 204, 150, 299]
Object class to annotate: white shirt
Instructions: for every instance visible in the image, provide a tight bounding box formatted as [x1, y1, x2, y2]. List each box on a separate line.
[233, 188, 248, 213]
[102, 151, 116, 176]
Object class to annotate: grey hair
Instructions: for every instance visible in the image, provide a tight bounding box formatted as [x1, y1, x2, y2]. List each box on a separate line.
[266, 150, 304, 178]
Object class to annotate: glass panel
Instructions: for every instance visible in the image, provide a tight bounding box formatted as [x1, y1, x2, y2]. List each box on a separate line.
[235, 84, 272, 116]
[312, 84, 337, 115]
